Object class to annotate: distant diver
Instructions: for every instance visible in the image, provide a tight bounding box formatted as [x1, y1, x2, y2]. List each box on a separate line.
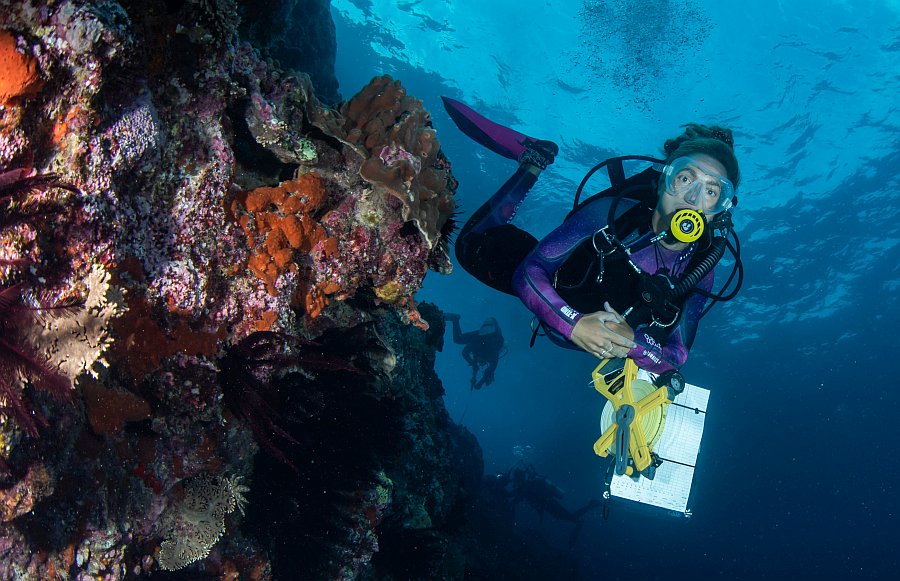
[496, 464, 601, 547]
[445, 313, 504, 389]
[442, 97, 744, 373]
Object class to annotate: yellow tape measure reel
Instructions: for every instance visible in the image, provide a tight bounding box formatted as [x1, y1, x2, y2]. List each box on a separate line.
[591, 358, 670, 476]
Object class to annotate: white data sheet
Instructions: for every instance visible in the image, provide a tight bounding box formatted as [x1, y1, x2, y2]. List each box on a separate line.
[608, 373, 710, 516]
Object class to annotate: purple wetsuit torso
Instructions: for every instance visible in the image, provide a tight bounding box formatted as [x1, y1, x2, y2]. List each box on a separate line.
[512, 198, 713, 373]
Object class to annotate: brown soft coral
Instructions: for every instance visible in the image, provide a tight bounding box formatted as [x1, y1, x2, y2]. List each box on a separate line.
[0, 31, 43, 106]
[232, 172, 338, 311]
[341, 76, 457, 251]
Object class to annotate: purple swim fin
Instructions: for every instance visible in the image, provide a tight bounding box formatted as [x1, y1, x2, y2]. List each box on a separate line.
[441, 96, 558, 167]
[441, 96, 531, 161]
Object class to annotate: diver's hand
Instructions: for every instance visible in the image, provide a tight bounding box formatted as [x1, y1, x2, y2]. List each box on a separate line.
[570, 302, 636, 360]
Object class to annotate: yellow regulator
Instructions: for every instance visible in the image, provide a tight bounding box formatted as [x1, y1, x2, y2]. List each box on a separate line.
[669, 209, 704, 243]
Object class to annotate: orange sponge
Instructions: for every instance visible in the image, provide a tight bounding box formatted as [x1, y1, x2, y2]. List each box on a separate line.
[0, 31, 44, 106]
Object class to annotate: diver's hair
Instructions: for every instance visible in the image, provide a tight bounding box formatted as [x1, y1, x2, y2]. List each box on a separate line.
[663, 124, 740, 190]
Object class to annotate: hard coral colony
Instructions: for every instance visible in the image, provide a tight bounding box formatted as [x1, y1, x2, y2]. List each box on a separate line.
[231, 171, 340, 317]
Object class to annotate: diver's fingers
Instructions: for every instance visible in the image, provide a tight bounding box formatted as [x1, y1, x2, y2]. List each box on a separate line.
[572, 315, 633, 358]
[593, 344, 629, 360]
[587, 333, 629, 358]
[598, 319, 636, 347]
[606, 333, 635, 350]
[585, 317, 633, 348]
[603, 301, 626, 323]
[603, 322, 635, 345]
[583, 310, 619, 323]
[571, 328, 608, 357]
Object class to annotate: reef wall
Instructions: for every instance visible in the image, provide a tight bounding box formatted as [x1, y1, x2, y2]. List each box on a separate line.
[0, 0, 479, 578]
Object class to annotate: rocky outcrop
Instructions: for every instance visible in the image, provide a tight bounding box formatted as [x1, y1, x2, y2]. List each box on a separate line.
[0, 1, 474, 578]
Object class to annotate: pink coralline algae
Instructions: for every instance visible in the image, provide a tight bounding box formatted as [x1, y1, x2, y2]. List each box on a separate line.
[99, 103, 160, 168]
[379, 142, 422, 175]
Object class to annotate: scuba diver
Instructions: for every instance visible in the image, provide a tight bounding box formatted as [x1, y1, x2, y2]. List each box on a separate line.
[495, 464, 601, 547]
[442, 97, 743, 373]
[445, 313, 504, 389]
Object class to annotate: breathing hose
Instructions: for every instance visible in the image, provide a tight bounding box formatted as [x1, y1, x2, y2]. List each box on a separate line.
[670, 212, 732, 301]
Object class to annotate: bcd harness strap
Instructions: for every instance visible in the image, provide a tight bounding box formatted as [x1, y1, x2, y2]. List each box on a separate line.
[591, 225, 685, 331]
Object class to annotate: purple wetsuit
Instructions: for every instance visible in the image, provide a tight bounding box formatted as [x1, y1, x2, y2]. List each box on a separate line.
[512, 197, 713, 374]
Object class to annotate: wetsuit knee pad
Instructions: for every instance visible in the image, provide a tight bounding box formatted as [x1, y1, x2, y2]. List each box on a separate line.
[456, 224, 538, 295]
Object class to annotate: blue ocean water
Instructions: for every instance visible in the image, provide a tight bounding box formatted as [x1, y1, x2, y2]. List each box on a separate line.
[332, 1, 900, 578]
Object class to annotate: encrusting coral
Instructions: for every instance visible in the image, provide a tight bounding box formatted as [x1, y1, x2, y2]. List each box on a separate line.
[231, 171, 338, 313]
[80, 377, 150, 436]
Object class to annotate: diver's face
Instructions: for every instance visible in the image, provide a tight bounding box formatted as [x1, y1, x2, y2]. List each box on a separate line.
[657, 154, 729, 216]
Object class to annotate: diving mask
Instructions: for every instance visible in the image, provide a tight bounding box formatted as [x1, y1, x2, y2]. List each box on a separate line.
[661, 155, 735, 214]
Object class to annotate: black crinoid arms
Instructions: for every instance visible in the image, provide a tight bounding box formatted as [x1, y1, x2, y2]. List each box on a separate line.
[0, 165, 79, 251]
[218, 330, 360, 471]
[0, 165, 80, 473]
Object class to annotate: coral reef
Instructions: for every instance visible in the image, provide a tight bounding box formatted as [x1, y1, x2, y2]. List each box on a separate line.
[0, 0, 481, 578]
[230, 171, 336, 313]
[246, 306, 483, 579]
[0, 463, 52, 522]
[219, 330, 357, 469]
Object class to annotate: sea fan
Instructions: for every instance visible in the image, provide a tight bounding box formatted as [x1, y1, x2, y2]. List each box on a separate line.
[219, 331, 358, 471]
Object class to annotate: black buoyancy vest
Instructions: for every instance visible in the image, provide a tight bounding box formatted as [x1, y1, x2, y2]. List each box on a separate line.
[553, 205, 651, 316]
[552, 168, 705, 339]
